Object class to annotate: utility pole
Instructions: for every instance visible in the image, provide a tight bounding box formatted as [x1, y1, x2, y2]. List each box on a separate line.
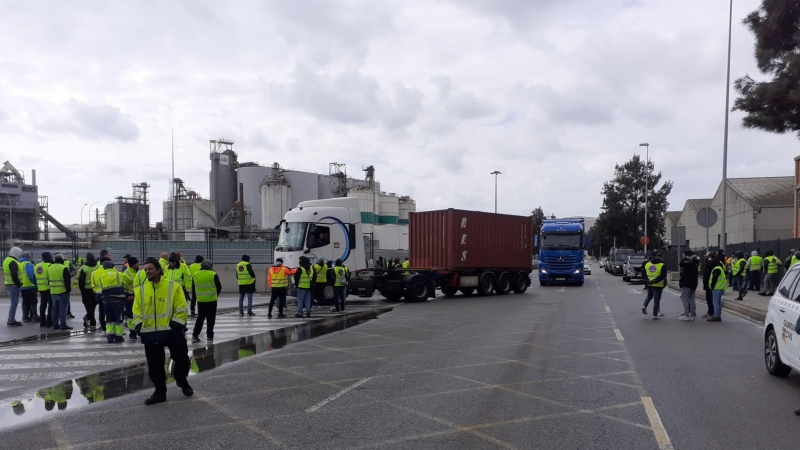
[639, 143, 650, 254]
[171, 129, 177, 234]
[490, 171, 501, 213]
[720, 0, 733, 252]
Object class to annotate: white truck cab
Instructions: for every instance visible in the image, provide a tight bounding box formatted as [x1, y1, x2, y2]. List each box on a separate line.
[274, 197, 367, 272]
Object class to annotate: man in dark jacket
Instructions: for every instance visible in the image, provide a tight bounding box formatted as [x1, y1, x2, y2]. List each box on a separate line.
[702, 252, 715, 318]
[78, 253, 100, 328]
[678, 250, 699, 321]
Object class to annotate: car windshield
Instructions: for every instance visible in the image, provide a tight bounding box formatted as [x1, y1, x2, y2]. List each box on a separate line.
[276, 222, 308, 251]
[629, 257, 647, 265]
[541, 233, 582, 249]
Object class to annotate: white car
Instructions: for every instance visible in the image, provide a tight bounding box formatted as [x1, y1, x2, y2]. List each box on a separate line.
[764, 265, 800, 377]
[622, 255, 648, 282]
[583, 263, 592, 275]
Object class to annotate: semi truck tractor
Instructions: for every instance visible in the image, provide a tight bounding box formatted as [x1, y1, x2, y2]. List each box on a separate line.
[274, 198, 533, 302]
[535, 218, 588, 286]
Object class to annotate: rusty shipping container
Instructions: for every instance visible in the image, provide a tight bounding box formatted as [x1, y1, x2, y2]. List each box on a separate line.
[409, 209, 532, 271]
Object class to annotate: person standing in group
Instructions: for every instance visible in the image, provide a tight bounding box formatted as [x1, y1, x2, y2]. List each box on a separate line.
[731, 251, 748, 300]
[237, 255, 257, 317]
[783, 250, 797, 279]
[312, 258, 327, 307]
[702, 252, 716, 318]
[678, 250, 699, 321]
[401, 257, 410, 275]
[34, 252, 54, 328]
[158, 253, 169, 270]
[294, 256, 313, 318]
[122, 257, 140, 339]
[132, 258, 192, 405]
[4, 246, 24, 326]
[331, 259, 349, 312]
[745, 250, 763, 292]
[192, 260, 221, 344]
[189, 255, 204, 318]
[98, 260, 125, 343]
[177, 252, 194, 316]
[759, 250, 782, 297]
[19, 252, 39, 323]
[164, 253, 191, 301]
[267, 258, 295, 319]
[642, 253, 667, 320]
[708, 256, 727, 322]
[78, 253, 101, 329]
[48, 254, 72, 330]
[62, 257, 76, 319]
[92, 251, 113, 332]
[375, 256, 384, 268]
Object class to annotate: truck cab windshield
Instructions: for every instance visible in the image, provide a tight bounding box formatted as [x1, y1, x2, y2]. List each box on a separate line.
[276, 222, 309, 251]
[541, 233, 582, 249]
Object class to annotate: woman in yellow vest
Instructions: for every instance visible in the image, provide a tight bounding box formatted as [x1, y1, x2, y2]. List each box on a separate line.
[708, 256, 727, 322]
[192, 260, 221, 343]
[237, 255, 257, 317]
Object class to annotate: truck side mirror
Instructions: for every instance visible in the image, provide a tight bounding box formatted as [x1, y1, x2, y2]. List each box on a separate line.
[534, 236, 539, 247]
[583, 235, 589, 249]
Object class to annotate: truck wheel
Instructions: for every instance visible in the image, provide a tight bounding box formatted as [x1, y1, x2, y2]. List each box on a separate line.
[379, 289, 404, 302]
[495, 272, 512, 295]
[440, 284, 458, 297]
[476, 272, 496, 296]
[405, 278, 430, 302]
[460, 287, 475, 296]
[512, 272, 529, 294]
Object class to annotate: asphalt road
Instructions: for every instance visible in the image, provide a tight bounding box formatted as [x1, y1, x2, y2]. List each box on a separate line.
[2, 273, 800, 449]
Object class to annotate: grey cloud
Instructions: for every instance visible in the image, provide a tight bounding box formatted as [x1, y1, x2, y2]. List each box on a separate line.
[246, 128, 277, 150]
[39, 100, 140, 142]
[528, 84, 615, 126]
[446, 91, 495, 119]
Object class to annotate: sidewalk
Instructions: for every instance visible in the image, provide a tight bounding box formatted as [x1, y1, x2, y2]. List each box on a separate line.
[666, 277, 769, 323]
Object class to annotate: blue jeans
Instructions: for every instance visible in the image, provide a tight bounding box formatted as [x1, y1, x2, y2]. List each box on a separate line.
[297, 288, 312, 315]
[712, 290, 723, 318]
[239, 292, 254, 314]
[644, 287, 663, 316]
[52, 293, 70, 328]
[732, 275, 745, 297]
[6, 285, 20, 323]
[333, 286, 346, 311]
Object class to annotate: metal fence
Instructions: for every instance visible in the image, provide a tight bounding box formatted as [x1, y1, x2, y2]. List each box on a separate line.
[663, 238, 800, 273]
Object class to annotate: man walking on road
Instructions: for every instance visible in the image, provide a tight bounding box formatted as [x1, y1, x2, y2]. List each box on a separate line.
[4, 246, 24, 326]
[642, 253, 667, 319]
[267, 258, 294, 319]
[132, 258, 192, 406]
[759, 250, 781, 296]
[192, 260, 221, 343]
[679, 250, 699, 321]
[731, 251, 748, 300]
[708, 256, 727, 322]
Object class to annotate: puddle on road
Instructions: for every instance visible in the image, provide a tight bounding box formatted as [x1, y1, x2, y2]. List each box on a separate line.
[0, 309, 388, 430]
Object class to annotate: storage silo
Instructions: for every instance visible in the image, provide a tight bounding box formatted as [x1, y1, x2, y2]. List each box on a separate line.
[398, 196, 416, 225]
[378, 193, 399, 224]
[283, 170, 321, 206]
[348, 188, 377, 224]
[238, 164, 272, 229]
[209, 143, 237, 225]
[260, 178, 291, 230]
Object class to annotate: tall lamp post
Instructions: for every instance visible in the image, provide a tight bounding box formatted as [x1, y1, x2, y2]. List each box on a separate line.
[639, 143, 650, 255]
[720, 0, 734, 252]
[490, 171, 501, 213]
[80, 203, 88, 231]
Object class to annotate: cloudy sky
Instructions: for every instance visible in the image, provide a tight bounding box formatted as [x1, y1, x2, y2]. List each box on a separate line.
[2, 0, 798, 227]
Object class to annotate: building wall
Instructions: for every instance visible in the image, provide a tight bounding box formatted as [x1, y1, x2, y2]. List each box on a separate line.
[237, 166, 272, 230]
[755, 206, 794, 241]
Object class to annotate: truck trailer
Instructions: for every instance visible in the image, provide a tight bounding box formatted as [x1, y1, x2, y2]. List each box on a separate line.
[274, 198, 533, 302]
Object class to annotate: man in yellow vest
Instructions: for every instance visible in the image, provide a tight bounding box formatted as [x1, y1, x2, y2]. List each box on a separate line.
[731, 251, 748, 300]
[237, 255, 257, 316]
[48, 254, 72, 330]
[98, 260, 126, 343]
[331, 259, 350, 312]
[294, 256, 313, 318]
[402, 257, 410, 275]
[77, 253, 101, 329]
[132, 257, 192, 406]
[312, 258, 328, 307]
[759, 250, 782, 297]
[177, 252, 194, 316]
[708, 256, 727, 322]
[159, 253, 169, 271]
[268, 258, 295, 319]
[4, 246, 24, 326]
[642, 253, 667, 320]
[122, 257, 140, 339]
[745, 250, 762, 292]
[192, 260, 221, 343]
[19, 251, 39, 323]
[34, 252, 54, 328]
[189, 255, 204, 318]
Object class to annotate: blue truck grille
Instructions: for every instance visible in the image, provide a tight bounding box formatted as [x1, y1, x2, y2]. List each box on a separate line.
[544, 255, 578, 272]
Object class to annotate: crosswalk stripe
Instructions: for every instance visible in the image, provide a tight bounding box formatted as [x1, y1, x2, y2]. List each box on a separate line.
[0, 372, 92, 381]
[0, 359, 143, 370]
[0, 351, 146, 360]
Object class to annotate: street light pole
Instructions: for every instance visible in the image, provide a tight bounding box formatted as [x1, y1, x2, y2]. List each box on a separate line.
[721, 0, 734, 252]
[639, 143, 649, 255]
[490, 171, 501, 213]
[80, 203, 88, 231]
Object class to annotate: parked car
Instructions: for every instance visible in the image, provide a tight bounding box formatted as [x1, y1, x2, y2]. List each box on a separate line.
[599, 258, 608, 270]
[608, 249, 633, 275]
[583, 262, 592, 275]
[622, 255, 648, 282]
[764, 264, 800, 378]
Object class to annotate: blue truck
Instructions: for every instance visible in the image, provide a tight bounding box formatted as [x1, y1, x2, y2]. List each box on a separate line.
[535, 218, 588, 286]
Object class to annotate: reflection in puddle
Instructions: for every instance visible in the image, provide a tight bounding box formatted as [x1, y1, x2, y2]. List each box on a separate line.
[0, 309, 387, 429]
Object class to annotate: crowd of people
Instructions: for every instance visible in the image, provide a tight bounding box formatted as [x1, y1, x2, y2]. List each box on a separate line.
[638, 247, 800, 322]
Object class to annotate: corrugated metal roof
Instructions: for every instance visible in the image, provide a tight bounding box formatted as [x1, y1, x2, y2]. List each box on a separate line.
[685, 199, 712, 211]
[727, 176, 794, 207]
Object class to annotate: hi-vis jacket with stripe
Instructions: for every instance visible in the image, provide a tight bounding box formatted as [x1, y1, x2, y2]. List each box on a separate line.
[132, 277, 188, 345]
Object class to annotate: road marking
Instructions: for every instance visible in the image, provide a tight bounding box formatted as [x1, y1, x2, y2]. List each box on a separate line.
[613, 329, 624, 341]
[630, 288, 643, 294]
[642, 396, 673, 449]
[557, 287, 566, 292]
[605, 305, 611, 313]
[306, 377, 372, 413]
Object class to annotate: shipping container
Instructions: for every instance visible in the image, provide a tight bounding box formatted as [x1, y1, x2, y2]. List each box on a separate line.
[409, 209, 532, 271]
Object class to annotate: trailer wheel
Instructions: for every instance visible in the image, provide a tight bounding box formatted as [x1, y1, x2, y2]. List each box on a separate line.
[440, 284, 458, 297]
[380, 289, 404, 302]
[405, 277, 430, 303]
[512, 272, 529, 294]
[495, 272, 512, 295]
[460, 287, 475, 296]
[476, 272, 496, 296]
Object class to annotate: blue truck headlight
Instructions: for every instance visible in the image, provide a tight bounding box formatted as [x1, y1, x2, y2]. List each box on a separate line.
[574, 269, 581, 274]
[540, 268, 547, 274]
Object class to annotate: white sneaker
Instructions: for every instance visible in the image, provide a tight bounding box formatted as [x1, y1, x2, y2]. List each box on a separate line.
[678, 316, 689, 321]
[688, 316, 696, 321]
[657, 312, 665, 317]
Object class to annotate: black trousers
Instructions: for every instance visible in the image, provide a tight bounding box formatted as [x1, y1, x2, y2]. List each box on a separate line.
[314, 285, 327, 305]
[705, 289, 714, 316]
[269, 288, 287, 315]
[749, 271, 761, 292]
[21, 289, 38, 320]
[144, 335, 190, 395]
[190, 286, 197, 314]
[193, 301, 217, 339]
[80, 288, 97, 326]
[334, 286, 346, 311]
[39, 290, 52, 326]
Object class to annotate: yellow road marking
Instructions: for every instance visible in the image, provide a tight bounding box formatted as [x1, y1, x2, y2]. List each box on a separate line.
[642, 396, 674, 449]
[614, 328, 624, 341]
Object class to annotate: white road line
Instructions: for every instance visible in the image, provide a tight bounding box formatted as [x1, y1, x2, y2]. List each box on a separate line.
[557, 287, 566, 292]
[605, 306, 611, 313]
[306, 377, 373, 413]
[642, 396, 673, 449]
[0, 371, 91, 381]
[613, 328, 624, 341]
[0, 359, 143, 370]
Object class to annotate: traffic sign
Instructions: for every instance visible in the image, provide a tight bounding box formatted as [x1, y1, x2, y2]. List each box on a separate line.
[696, 207, 717, 228]
[640, 236, 650, 245]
